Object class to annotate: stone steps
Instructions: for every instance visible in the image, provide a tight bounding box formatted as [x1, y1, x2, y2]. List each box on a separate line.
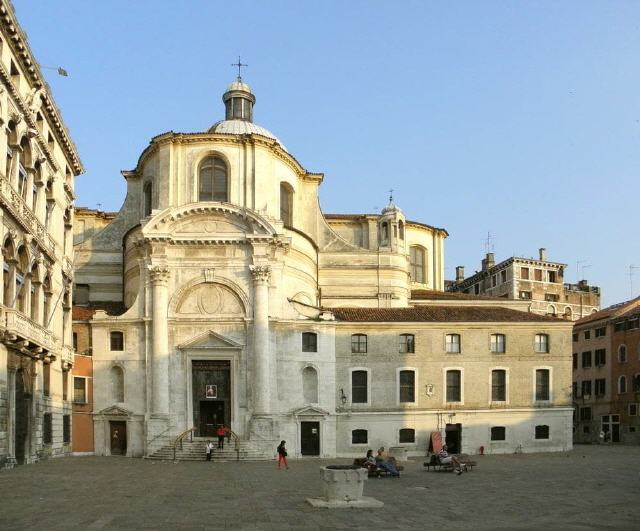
[147, 439, 273, 461]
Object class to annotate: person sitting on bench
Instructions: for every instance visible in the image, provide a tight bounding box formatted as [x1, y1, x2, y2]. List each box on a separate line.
[376, 447, 400, 477]
[439, 445, 463, 475]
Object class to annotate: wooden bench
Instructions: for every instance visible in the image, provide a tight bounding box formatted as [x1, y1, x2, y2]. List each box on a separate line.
[353, 458, 404, 478]
[423, 455, 477, 472]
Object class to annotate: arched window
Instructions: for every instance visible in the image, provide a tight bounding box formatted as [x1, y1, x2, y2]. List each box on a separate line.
[410, 246, 426, 284]
[15, 246, 28, 312]
[564, 307, 572, 320]
[2, 237, 15, 307]
[198, 156, 228, 202]
[280, 182, 293, 226]
[110, 366, 125, 403]
[398, 220, 405, 240]
[302, 366, 318, 404]
[143, 181, 153, 217]
[547, 305, 556, 317]
[618, 345, 627, 363]
[379, 222, 389, 244]
[618, 375, 627, 394]
[42, 275, 51, 326]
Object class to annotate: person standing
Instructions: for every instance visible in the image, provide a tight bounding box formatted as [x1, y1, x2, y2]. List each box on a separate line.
[205, 440, 214, 461]
[217, 425, 226, 449]
[277, 440, 289, 469]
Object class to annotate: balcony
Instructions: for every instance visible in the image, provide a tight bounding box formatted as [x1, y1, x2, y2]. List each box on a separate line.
[3, 307, 54, 356]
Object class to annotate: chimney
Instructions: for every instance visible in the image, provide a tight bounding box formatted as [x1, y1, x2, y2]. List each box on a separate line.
[539, 248, 547, 261]
[482, 252, 495, 272]
[455, 266, 465, 284]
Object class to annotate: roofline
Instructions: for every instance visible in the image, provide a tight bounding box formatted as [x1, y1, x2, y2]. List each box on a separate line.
[2, 1, 84, 174]
[324, 214, 448, 236]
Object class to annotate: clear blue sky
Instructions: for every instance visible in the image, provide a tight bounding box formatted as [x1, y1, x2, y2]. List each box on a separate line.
[16, 0, 640, 306]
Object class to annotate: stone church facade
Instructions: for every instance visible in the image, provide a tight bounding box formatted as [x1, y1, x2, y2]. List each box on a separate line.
[73, 78, 573, 458]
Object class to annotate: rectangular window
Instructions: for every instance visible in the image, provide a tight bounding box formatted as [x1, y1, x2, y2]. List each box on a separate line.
[580, 407, 592, 421]
[63, 414, 70, 443]
[73, 377, 86, 404]
[535, 369, 550, 401]
[545, 293, 559, 302]
[581, 380, 592, 397]
[500, 270, 507, 283]
[534, 269, 543, 281]
[399, 370, 415, 403]
[43, 413, 52, 444]
[490, 426, 506, 441]
[614, 322, 624, 332]
[534, 334, 549, 353]
[445, 334, 461, 353]
[595, 349, 606, 366]
[572, 382, 577, 398]
[399, 428, 415, 443]
[581, 351, 592, 368]
[548, 271, 557, 283]
[43, 363, 50, 397]
[490, 334, 506, 353]
[302, 332, 317, 353]
[628, 318, 640, 330]
[399, 334, 415, 353]
[573, 353, 577, 370]
[351, 429, 367, 444]
[584, 330, 591, 340]
[595, 327, 606, 338]
[572, 333, 578, 342]
[491, 275, 497, 287]
[446, 370, 461, 402]
[110, 331, 124, 351]
[351, 334, 367, 354]
[474, 284, 480, 295]
[521, 267, 529, 280]
[629, 404, 639, 416]
[63, 370, 68, 401]
[491, 370, 506, 401]
[520, 291, 532, 300]
[351, 371, 368, 404]
[535, 425, 549, 440]
[595, 379, 606, 396]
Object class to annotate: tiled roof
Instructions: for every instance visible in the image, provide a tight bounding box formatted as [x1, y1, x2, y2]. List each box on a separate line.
[575, 297, 640, 326]
[72, 302, 126, 320]
[331, 306, 561, 323]
[411, 289, 507, 301]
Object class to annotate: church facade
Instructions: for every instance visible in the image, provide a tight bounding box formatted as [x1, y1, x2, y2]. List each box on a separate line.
[73, 79, 573, 458]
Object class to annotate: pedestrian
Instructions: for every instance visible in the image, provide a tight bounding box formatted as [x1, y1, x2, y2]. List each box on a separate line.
[205, 440, 214, 461]
[217, 425, 226, 449]
[277, 440, 289, 469]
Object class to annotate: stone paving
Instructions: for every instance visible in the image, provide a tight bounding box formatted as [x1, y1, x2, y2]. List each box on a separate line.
[1, 445, 639, 530]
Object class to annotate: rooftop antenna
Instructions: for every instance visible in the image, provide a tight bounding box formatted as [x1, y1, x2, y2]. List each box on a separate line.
[630, 265, 640, 298]
[576, 259, 588, 283]
[231, 56, 248, 82]
[96, 202, 102, 211]
[483, 232, 495, 254]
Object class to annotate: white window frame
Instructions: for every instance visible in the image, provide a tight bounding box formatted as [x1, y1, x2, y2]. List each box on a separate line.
[442, 366, 464, 406]
[396, 367, 418, 406]
[490, 333, 506, 354]
[350, 428, 369, 447]
[349, 367, 371, 406]
[445, 333, 461, 354]
[489, 366, 509, 405]
[532, 366, 553, 404]
[534, 424, 552, 441]
[109, 330, 125, 352]
[534, 333, 550, 353]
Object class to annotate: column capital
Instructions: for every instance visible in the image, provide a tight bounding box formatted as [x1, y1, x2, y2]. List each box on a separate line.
[250, 265, 271, 283]
[148, 265, 170, 285]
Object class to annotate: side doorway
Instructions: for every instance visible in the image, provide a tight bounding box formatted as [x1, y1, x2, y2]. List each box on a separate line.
[300, 421, 320, 456]
[445, 423, 462, 454]
[109, 421, 127, 455]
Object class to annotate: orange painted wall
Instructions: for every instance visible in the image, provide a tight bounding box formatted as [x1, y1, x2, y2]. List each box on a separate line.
[72, 321, 94, 453]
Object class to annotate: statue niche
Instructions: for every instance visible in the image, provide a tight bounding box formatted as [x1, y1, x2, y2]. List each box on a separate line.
[175, 282, 245, 317]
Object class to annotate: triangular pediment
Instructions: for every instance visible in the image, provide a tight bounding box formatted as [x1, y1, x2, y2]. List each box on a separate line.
[98, 405, 133, 417]
[178, 330, 243, 350]
[292, 405, 330, 417]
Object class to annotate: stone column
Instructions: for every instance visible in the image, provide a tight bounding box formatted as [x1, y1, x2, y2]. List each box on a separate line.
[5, 366, 17, 468]
[149, 265, 170, 416]
[250, 265, 271, 415]
[4, 258, 16, 307]
[28, 361, 38, 463]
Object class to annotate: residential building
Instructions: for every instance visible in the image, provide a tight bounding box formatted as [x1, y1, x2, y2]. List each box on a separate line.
[0, 0, 83, 466]
[72, 77, 573, 458]
[572, 297, 640, 443]
[449, 249, 601, 321]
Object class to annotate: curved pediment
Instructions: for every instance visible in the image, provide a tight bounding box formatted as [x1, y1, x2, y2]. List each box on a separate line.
[143, 203, 277, 241]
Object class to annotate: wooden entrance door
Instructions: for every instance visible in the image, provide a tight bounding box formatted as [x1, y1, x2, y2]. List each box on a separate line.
[199, 401, 225, 437]
[110, 421, 127, 455]
[445, 423, 462, 454]
[300, 421, 320, 456]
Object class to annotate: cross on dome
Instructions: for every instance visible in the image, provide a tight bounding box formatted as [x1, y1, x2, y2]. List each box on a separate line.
[231, 56, 248, 82]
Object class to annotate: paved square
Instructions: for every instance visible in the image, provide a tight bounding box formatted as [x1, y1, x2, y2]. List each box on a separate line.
[0, 445, 639, 530]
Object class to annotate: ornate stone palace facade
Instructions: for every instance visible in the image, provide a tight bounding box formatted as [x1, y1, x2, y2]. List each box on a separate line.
[0, 0, 83, 467]
[73, 79, 573, 459]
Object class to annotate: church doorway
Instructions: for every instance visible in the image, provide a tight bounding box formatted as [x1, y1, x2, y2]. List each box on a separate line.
[300, 421, 320, 456]
[109, 421, 127, 455]
[192, 360, 231, 437]
[14, 369, 30, 465]
[199, 401, 225, 437]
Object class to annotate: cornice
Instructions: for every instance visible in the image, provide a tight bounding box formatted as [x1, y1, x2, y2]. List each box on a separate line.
[0, 1, 83, 174]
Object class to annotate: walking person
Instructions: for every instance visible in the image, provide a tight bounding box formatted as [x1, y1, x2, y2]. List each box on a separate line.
[277, 440, 289, 469]
[205, 440, 214, 461]
[217, 425, 226, 449]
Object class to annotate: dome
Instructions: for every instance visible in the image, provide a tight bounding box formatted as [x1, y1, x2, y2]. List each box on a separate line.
[226, 80, 252, 93]
[208, 120, 288, 152]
